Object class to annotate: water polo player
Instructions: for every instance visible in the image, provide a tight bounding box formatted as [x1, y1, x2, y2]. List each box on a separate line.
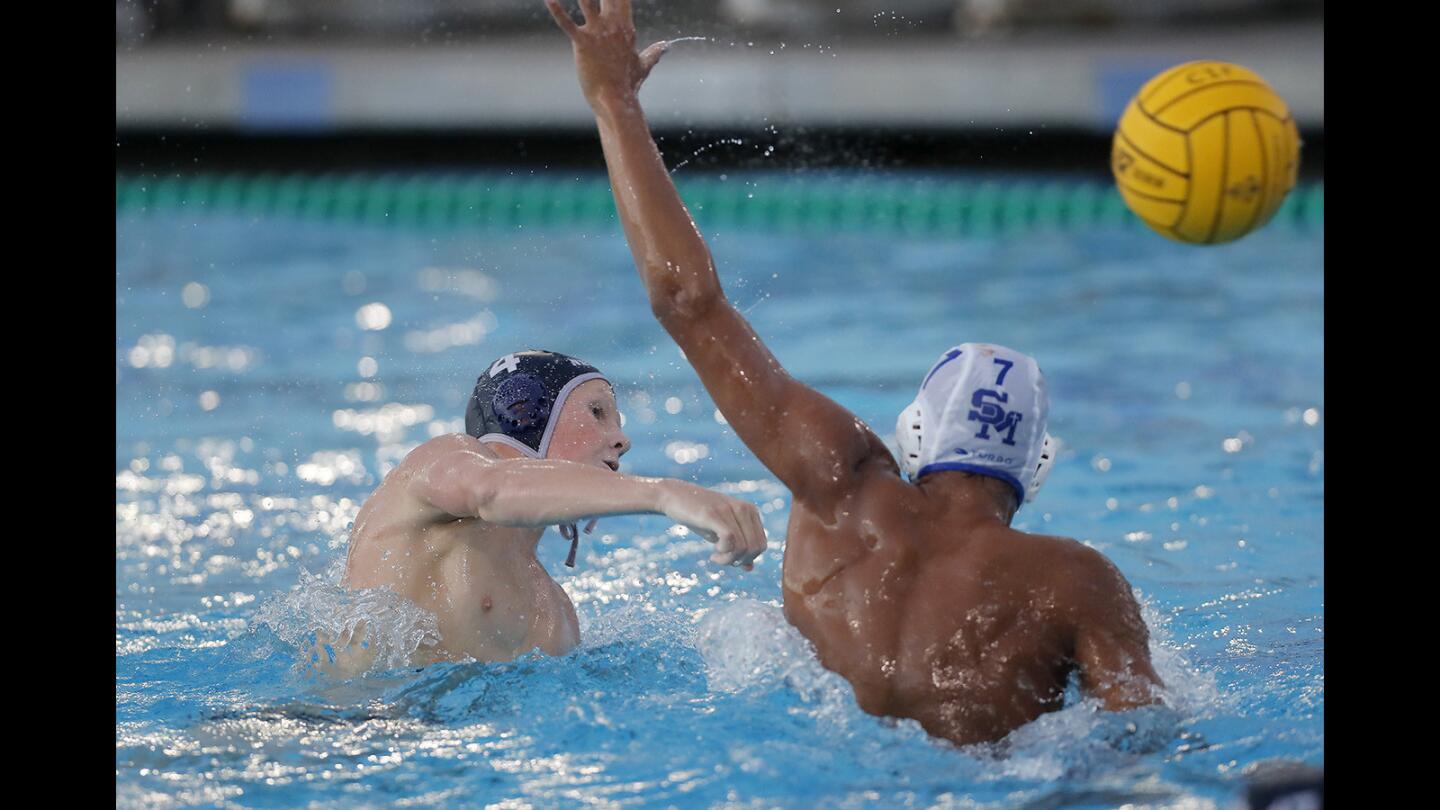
[341, 349, 767, 666]
[547, 0, 1163, 746]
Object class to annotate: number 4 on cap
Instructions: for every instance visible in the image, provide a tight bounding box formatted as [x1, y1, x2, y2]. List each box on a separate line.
[489, 354, 521, 377]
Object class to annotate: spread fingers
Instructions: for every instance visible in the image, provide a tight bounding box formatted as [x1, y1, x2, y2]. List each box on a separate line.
[544, 0, 580, 35]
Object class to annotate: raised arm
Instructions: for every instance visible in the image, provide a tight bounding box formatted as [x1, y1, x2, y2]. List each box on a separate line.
[546, 0, 896, 512]
[408, 437, 765, 567]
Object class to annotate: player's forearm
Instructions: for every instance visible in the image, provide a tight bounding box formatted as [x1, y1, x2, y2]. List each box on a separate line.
[473, 458, 670, 527]
[591, 91, 724, 316]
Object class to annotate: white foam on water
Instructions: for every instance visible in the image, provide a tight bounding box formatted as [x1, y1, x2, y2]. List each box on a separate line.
[253, 556, 441, 678]
[695, 593, 1211, 782]
[697, 599, 812, 690]
[696, 598, 859, 721]
[1140, 594, 1226, 717]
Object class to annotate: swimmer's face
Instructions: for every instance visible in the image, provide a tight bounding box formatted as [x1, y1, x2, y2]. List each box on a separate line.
[547, 379, 631, 472]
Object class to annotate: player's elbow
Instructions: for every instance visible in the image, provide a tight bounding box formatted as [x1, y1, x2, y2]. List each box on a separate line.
[646, 272, 722, 322]
[1081, 664, 1165, 714]
[462, 468, 504, 520]
[1100, 680, 1165, 712]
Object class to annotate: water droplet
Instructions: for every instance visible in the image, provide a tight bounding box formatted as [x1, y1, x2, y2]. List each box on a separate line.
[181, 282, 210, 309]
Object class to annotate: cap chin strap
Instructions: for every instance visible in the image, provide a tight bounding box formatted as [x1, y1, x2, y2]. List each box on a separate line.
[480, 437, 599, 568]
[557, 519, 599, 567]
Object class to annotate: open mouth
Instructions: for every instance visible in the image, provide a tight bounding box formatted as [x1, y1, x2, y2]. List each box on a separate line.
[604, 460, 619, 472]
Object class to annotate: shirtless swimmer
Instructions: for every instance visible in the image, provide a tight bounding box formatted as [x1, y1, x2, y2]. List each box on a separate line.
[546, 0, 1164, 746]
[340, 349, 767, 670]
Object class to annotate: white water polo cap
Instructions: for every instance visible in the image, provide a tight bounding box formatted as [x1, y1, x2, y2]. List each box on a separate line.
[895, 343, 1057, 507]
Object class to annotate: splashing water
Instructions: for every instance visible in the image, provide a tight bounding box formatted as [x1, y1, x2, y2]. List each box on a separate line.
[697, 598, 863, 724]
[697, 597, 1200, 779]
[670, 138, 748, 173]
[254, 557, 442, 678]
[118, 207, 1322, 807]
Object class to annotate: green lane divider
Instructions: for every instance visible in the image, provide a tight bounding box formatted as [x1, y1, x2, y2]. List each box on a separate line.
[115, 173, 1323, 236]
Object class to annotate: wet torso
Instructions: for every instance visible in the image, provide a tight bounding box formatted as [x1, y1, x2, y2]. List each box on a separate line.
[780, 468, 1085, 746]
[342, 441, 580, 665]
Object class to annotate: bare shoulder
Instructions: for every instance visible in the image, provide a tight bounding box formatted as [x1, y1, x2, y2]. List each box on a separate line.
[394, 433, 496, 474]
[359, 433, 496, 517]
[383, 435, 501, 484]
[1018, 532, 1143, 633]
[1003, 531, 1128, 600]
[1024, 533, 1163, 704]
[849, 458, 931, 540]
[1027, 532, 1117, 572]
[854, 457, 913, 503]
[349, 434, 501, 569]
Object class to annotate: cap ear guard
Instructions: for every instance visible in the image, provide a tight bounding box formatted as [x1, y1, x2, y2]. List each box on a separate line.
[895, 400, 924, 480]
[1025, 433, 1060, 503]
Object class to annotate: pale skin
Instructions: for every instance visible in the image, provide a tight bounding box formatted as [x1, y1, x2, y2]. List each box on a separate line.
[548, 0, 1164, 746]
[336, 378, 767, 673]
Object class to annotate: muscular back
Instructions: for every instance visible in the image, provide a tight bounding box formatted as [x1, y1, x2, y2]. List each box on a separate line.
[552, 0, 1160, 747]
[639, 292, 1162, 746]
[781, 466, 1159, 746]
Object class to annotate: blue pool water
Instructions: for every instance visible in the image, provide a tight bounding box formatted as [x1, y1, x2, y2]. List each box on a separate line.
[116, 175, 1323, 808]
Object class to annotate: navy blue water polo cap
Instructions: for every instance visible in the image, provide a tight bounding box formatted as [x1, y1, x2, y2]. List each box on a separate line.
[465, 350, 610, 458]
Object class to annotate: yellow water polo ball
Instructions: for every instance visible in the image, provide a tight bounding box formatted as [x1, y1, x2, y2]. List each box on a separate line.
[1111, 61, 1300, 245]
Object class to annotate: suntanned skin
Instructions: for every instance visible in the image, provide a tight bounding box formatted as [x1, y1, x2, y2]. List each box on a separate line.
[547, 0, 1163, 746]
[338, 378, 767, 672]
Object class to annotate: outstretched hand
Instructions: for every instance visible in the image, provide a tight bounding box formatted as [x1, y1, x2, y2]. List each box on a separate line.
[545, 0, 670, 107]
